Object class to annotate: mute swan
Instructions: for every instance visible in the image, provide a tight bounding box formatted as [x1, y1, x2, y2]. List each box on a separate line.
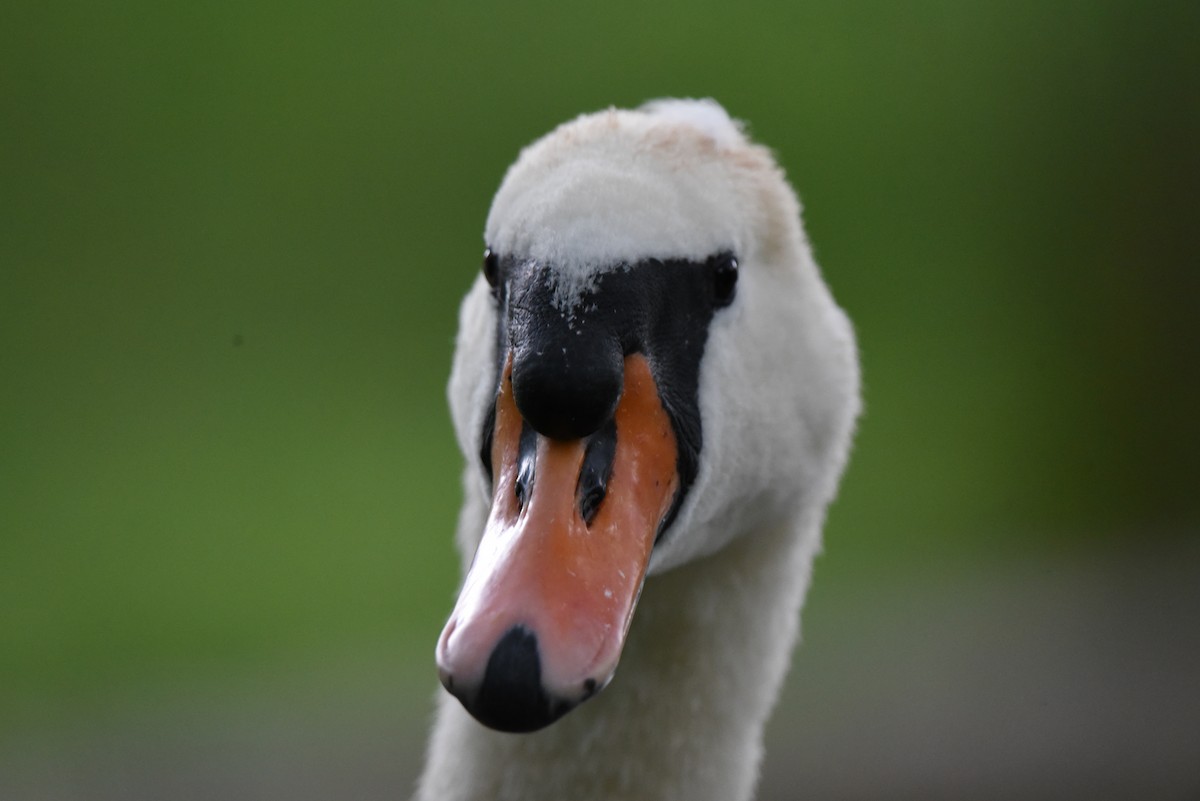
[415, 99, 860, 801]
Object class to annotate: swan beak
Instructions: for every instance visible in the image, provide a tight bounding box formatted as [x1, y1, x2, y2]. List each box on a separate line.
[435, 354, 678, 733]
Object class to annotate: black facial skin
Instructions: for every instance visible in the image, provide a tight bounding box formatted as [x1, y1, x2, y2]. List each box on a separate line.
[478, 250, 738, 545]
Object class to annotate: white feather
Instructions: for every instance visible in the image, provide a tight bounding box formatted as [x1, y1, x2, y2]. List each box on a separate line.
[484, 99, 782, 311]
[424, 99, 860, 801]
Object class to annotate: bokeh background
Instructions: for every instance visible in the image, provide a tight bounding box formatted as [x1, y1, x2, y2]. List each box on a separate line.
[2, 1, 1197, 798]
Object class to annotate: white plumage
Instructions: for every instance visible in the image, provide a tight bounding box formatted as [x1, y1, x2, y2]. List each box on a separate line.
[419, 99, 860, 801]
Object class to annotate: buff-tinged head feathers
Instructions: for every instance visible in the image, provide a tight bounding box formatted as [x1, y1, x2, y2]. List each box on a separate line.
[484, 99, 802, 308]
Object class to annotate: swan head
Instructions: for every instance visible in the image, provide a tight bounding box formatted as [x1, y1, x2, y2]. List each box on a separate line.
[436, 99, 860, 733]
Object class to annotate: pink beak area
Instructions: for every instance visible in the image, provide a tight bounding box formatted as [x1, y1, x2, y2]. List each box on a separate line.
[435, 354, 679, 733]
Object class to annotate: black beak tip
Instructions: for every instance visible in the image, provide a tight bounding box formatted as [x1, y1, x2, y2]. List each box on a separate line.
[446, 626, 578, 734]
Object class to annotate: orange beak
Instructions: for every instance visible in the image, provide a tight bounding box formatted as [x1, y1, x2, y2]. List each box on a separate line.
[435, 353, 679, 732]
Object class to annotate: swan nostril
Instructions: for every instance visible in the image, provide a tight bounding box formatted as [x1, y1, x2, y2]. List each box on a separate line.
[577, 418, 617, 526]
[579, 484, 605, 525]
[514, 421, 537, 510]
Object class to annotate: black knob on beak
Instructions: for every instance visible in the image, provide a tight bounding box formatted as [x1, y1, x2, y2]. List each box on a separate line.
[511, 333, 623, 441]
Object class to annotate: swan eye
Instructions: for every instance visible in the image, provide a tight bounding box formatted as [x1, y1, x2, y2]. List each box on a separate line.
[712, 253, 739, 307]
[482, 247, 500, 290]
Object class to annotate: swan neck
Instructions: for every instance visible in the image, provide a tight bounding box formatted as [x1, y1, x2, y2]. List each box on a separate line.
[415, 516, 819, 801]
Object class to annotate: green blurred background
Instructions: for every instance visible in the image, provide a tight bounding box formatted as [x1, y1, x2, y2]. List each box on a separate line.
[2, 1, 1197, 798]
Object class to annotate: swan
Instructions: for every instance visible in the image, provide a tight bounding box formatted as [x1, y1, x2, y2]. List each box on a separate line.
[415, 99, 860, 801]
